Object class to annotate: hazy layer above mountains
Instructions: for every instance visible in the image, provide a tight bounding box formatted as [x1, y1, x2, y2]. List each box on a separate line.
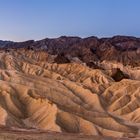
[0, 35, 140, 140]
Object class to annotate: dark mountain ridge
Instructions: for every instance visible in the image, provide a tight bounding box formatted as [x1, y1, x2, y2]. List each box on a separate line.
[1, 35, 140, 66]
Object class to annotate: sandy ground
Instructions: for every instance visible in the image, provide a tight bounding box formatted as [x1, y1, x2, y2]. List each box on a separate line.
[0, 128, 139, 140]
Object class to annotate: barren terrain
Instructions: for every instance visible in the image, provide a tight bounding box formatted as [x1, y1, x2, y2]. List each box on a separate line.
[0, 36, 140, 139]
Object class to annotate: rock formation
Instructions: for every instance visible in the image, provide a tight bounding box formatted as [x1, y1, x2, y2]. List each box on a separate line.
[0, 36, 140, 139]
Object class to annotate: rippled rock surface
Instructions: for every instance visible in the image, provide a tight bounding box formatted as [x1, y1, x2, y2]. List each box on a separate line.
[0, 36, 140, 139]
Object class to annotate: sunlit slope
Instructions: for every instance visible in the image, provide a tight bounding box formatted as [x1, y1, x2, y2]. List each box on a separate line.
[0, 50, 139, 138]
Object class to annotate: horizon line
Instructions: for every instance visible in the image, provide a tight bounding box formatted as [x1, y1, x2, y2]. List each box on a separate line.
[1, 34, 140, 42]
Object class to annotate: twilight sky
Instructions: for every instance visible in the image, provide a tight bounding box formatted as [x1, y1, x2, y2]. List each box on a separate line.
[0, 0, 140, 41]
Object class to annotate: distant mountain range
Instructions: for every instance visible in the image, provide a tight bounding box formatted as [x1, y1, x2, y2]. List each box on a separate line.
[1, 35, 140, 67]
[0, 40, 13, 47]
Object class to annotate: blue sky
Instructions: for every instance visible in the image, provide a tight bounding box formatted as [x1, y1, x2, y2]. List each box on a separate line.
[0, 0, 140, 41]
